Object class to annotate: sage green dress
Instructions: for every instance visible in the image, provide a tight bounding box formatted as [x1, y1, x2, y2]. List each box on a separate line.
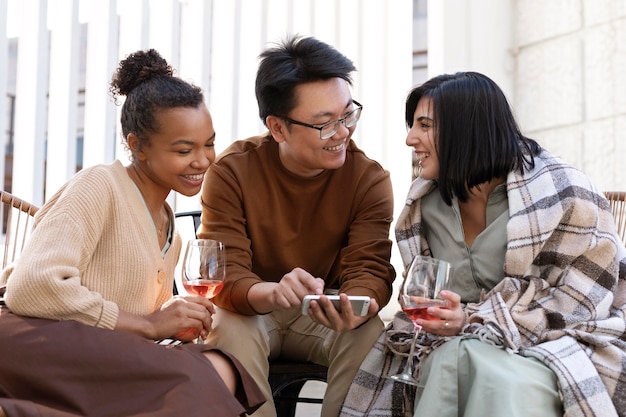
[415, 184, 562, 417]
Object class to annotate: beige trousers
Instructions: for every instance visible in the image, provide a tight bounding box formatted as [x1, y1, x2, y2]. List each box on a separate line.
[205, 306, 384, 417]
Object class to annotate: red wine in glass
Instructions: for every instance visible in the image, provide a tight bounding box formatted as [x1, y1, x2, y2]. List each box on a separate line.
[181, 239, 226, 343]
[183, 279, 224, 299]
[387, 255, 451, 386]
[402, 305, 437, 322]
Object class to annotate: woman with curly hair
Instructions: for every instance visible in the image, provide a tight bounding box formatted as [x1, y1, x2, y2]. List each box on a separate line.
[0, 49, 264, 417]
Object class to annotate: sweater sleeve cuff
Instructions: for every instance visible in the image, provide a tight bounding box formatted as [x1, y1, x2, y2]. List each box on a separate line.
[344, 287, 381, 305]
[230, 277, 264, 316]
[96, 300, 120, 329]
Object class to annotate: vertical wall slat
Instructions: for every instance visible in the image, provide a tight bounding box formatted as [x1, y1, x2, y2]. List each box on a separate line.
[148, 0, 181, 211]
[208, 0, 238, 148]
[46, 0, 80, 197]
[175, 0, 213, 212]
[12, 0, 48, 206]
[235, 0, 264, 141]
[0, 0, 8, 193]
[115, 0, 149, 164]
[82, 0, 118, 169]
[148, 0, 180, 68]
[178, 0, 212, 100]
[265, 0, 288, 43]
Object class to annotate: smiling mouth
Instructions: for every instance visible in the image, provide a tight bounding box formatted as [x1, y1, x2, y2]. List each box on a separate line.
[183, 174, 204, 181]
[323, 144, 344, 151]
[416, 152, 430, 165]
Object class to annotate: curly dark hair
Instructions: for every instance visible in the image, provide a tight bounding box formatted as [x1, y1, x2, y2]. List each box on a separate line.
[110, 49, 204, 155]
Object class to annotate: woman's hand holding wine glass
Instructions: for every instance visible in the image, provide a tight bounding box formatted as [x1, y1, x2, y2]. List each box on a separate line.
[148, 296, 215, 342]
[387, 255, 451, 386]
[180, 239, 226, 343]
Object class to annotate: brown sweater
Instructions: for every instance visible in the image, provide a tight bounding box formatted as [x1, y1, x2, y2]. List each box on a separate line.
[199, 133, 395, 315]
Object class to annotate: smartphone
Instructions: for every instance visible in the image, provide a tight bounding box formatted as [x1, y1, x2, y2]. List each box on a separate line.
[301, 295, 371, 316]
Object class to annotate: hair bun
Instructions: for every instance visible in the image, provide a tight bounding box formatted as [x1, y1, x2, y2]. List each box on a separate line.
[110, 49, 173, 98]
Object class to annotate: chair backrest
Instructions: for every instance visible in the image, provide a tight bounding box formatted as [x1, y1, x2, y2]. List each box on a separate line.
[174, 210, 201, 237]
[1, 191, 39, 269]
[173, 210, 202, 296]
[604, 191, 626, 245]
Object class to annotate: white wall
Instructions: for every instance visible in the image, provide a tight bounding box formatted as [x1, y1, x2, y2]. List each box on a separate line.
[514, 0, 626, 192]
[427, 0, 514, 98]
[427, 0, 626, 193]
[1, 0, 413, 319]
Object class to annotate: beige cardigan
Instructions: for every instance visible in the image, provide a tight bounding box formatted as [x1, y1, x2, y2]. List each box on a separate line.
[2, 160, 182, 330]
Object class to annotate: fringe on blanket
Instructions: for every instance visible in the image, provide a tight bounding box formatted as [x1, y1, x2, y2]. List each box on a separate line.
[339, 312, 446, 417]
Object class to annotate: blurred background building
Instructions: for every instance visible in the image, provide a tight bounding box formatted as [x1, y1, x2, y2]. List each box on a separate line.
[2, 0, 625, 319]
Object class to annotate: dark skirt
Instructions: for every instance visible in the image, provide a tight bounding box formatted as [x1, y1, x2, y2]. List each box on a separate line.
[0, 307, 265, 417]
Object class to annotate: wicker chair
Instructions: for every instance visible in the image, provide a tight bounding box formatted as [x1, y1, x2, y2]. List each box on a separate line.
[0, 191, 39, 417]
[1, 191, 39, 270]
[0, 191, 39, 303]
[604, 191, 626, 245]
[175, 211, 327, 417]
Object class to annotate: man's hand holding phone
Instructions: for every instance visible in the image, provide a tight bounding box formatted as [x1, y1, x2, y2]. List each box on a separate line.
[301, 293, 378, 331]
[302, 294, 371, 316]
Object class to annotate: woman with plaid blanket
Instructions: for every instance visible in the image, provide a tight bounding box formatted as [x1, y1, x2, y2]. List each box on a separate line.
[340, 72, 626, 417]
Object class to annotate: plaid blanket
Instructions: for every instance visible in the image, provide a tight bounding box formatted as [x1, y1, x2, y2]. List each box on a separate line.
[340, 151, 626, 417]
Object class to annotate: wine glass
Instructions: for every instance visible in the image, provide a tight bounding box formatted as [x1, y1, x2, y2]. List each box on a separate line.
[182, 239, 226, 299]
[181, 239, 225, 343]
[387, 255, 451, 386]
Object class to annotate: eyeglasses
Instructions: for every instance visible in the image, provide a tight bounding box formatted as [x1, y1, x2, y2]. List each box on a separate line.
[280, 100, 363, 140]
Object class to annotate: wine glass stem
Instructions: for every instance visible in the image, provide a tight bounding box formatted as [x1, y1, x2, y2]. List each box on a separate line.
[402, 324, 421, 376]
